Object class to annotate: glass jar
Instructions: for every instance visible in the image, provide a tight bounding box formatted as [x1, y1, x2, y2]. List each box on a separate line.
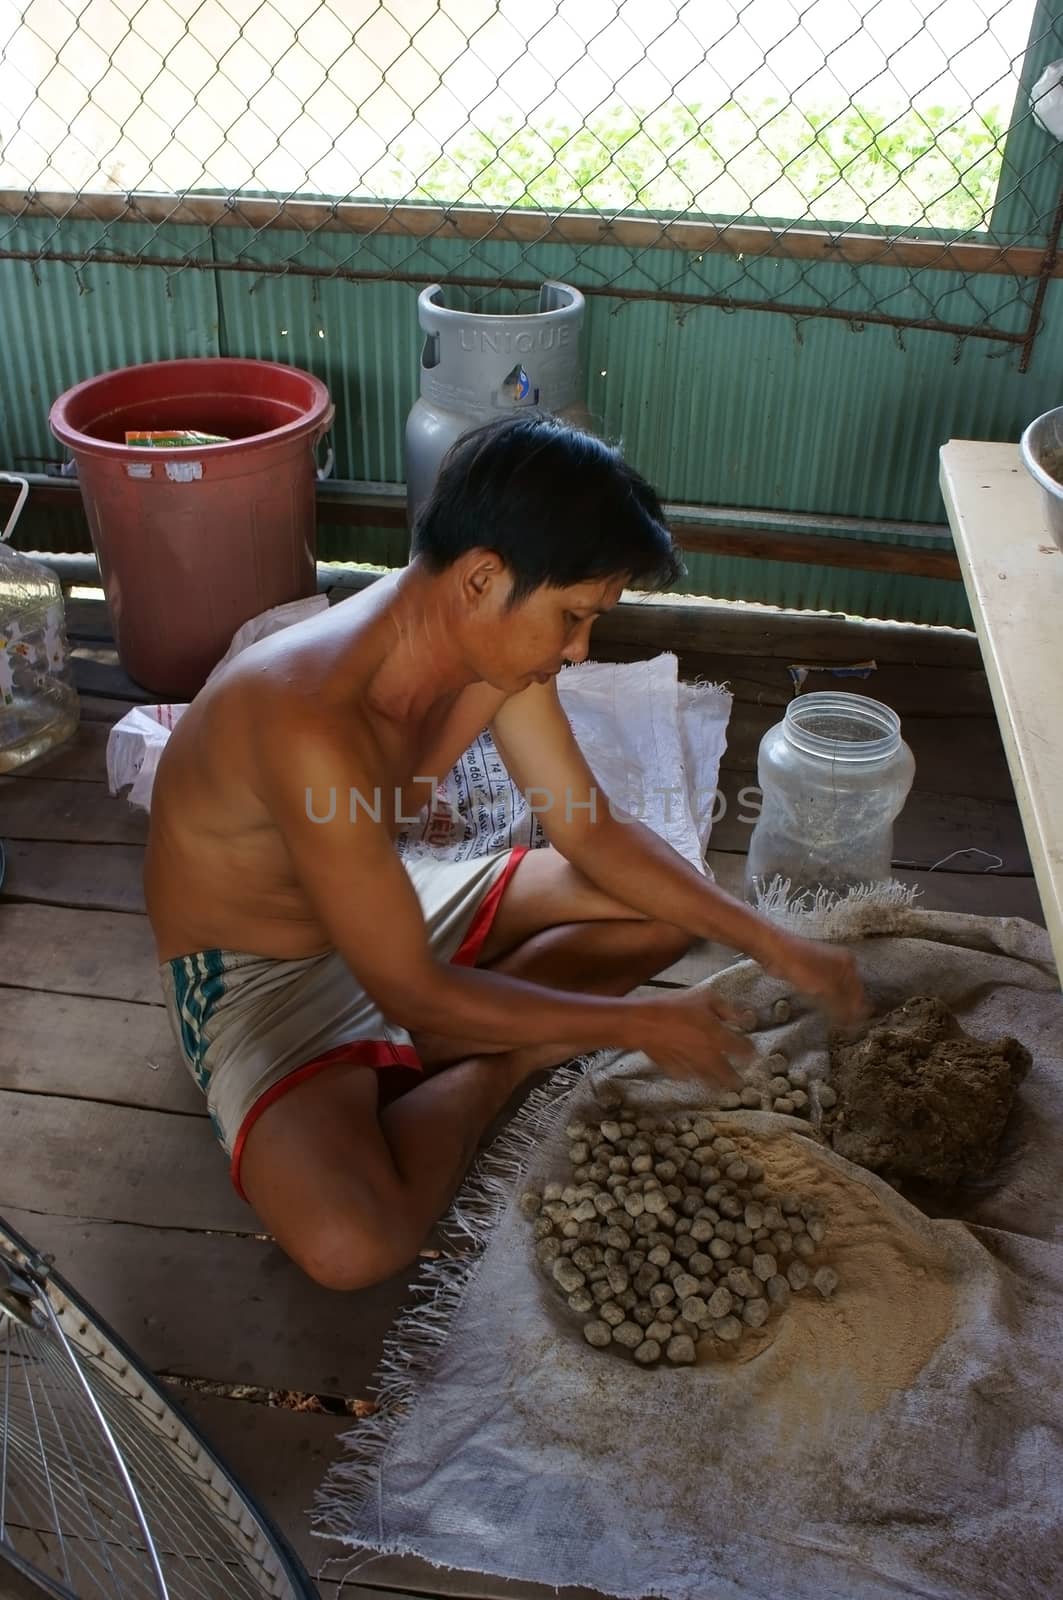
[0, 475, 80, 773]
[744, 691, 915, 902]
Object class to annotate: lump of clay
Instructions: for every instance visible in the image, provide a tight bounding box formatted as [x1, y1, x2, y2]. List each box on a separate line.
[825, 995, 1030, 1185]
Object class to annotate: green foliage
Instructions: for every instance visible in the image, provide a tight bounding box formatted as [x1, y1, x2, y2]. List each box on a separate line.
[378, 99, 1008, 231]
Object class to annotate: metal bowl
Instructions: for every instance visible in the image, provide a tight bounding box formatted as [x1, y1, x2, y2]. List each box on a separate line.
[1019, 406, 1063, 552]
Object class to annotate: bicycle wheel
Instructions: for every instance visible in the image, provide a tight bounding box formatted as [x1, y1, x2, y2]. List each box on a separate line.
[0, 1215, 319, 1599]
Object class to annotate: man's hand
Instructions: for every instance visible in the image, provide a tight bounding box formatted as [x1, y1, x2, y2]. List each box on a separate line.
[762, 934, 868, 1026]
[634, 988, 756, 1088]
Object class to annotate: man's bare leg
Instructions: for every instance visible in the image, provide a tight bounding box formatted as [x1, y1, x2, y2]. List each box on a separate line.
[411, 914, 691, 1067]
[239, 917, 692, 1291]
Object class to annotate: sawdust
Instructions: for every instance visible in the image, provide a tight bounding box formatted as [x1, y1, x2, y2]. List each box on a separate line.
[528, 1113, 957, 1434]
[826, 996, 1030, 1185]
[724, 1127, 958, 1417]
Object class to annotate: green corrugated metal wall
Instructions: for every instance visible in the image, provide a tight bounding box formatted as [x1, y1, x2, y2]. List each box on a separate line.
[5, 214, 1063, 625]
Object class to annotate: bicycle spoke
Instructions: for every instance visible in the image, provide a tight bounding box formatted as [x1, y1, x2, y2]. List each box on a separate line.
[19, 1326, 72, 1589]
[35, 1334, 126, 1595]
[86, 1376, 271, 1598]
[6, 1333, 142, 1596]
[2, 1310, 12, 1537]
[1, 1225, 313, 1600]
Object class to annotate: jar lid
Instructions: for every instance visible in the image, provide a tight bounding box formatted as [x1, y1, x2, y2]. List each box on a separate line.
[782, 691, 902, 763]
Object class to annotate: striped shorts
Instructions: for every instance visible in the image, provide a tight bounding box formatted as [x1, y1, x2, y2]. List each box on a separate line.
[159, 847, 526, 1197]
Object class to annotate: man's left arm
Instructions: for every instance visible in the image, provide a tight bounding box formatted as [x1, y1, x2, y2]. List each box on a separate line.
[492, 682, 865, 1023]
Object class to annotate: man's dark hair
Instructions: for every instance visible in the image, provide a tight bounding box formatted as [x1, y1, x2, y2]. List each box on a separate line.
[411, 413, 682, 602]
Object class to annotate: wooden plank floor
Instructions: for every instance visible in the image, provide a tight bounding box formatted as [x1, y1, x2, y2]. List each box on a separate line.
[0, 588, 1045, 1599]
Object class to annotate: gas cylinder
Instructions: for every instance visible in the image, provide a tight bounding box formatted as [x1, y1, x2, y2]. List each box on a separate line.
[405, 281, 588, 526]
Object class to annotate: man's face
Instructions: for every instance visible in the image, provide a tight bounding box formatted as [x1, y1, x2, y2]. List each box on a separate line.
[459, 562, 626, 692]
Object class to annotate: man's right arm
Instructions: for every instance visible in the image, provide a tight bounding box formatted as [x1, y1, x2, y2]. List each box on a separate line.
[258, 723, 748, 1080]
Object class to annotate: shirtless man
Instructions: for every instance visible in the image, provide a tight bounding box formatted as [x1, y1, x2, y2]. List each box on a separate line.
[146, 415, 864, 1291]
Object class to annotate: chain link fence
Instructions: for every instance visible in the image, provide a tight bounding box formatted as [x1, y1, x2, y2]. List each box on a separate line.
[2, 0, 1063, 364]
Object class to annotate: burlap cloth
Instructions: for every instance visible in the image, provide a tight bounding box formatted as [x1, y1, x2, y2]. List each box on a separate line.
[316, 900, 1063, 1600]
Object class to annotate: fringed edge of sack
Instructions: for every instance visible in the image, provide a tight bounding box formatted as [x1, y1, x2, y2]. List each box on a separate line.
[676, 674, 734, 711]
[753, 874, 921, 941]
[310, 1053, 596, 1552]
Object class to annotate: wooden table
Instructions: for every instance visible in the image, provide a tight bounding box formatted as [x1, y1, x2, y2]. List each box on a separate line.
[939, 441, 1063, 981]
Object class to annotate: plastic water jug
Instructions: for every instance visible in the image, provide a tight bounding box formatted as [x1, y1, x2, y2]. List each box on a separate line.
[405, 281, 588, 526]
[745, 691, 915, 903]
[0, 474, 79, 772]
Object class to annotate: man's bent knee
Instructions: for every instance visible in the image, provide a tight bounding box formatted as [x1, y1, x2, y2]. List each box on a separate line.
[287, 1211, 423, 1293]
[642, 919, 696, 969]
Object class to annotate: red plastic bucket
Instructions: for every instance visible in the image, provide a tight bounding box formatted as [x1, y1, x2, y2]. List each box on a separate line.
[50, 358, 333, 699]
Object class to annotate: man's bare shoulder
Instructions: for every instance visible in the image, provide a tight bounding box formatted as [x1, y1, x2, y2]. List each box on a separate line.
[157, 600, 384, 808]
[200, 593, 399, 761]
[222, 590, 389, 700]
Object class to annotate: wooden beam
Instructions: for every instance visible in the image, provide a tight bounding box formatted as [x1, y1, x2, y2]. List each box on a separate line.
[313, 498, 960, 578]
[585, 598, 981, 668]
[6, 477, 956, 581]
[0, 476, 83, 510]
[315, 504, 958, 578]
[0, 189, 1050, 281]
[61, 578, 981, 671]
[670, 522, 959, 580]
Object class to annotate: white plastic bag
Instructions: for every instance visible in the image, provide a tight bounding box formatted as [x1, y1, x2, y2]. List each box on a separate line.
[1031, 57, 1063, 140]
[106, 703, 188, 810]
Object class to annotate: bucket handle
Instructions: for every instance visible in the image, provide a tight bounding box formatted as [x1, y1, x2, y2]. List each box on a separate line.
[313, 406, 335, 481]
[0, 473, 29, 543]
